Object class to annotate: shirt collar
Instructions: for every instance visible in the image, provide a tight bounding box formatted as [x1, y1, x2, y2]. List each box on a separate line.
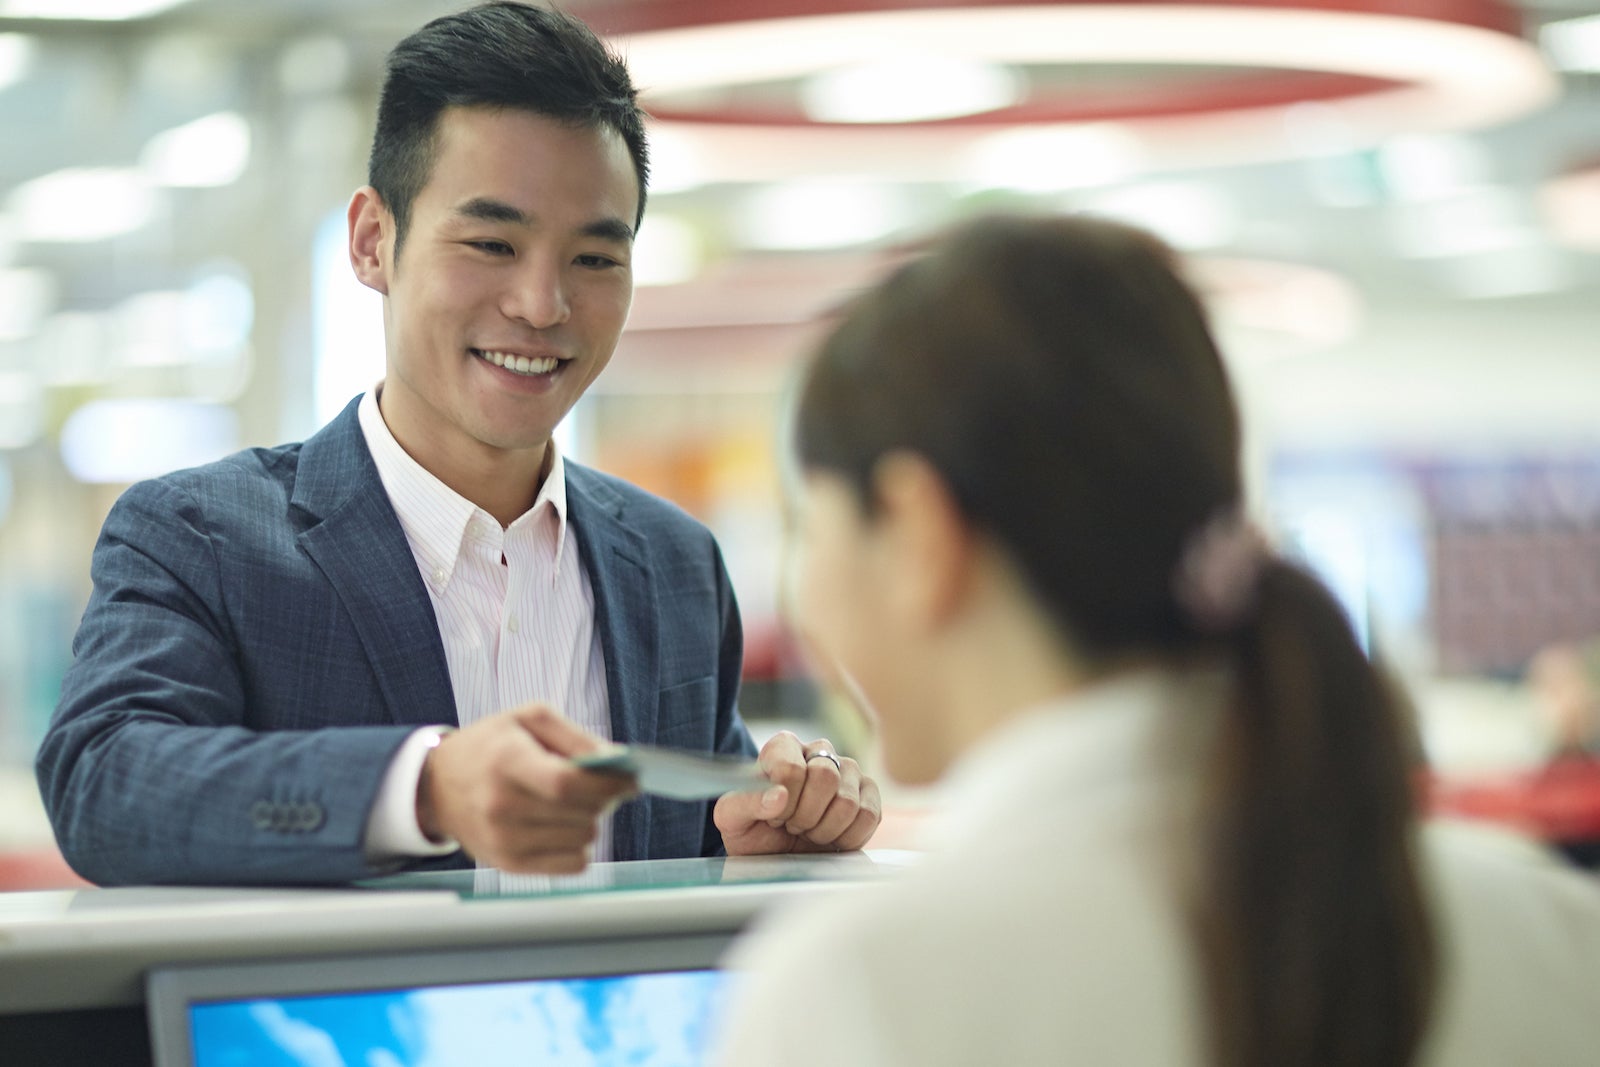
[527, 432, 570, 570]
[356, 386, 572, 589]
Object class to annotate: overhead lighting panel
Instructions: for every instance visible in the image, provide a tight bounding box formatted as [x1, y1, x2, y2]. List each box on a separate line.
[801, 56, 1020, 123]
[0, 0, 192, 20]
[0, 375, 40, 451]
[1540, 13, 1600, 73]
[141, 112, 252, 188]
[963, 124, 1144, 193]
[0, 33, 34, 91]
[7, 167, 156, 243]
[0, 267, 57, 341]
[736, 180, 910, 250]
[60, 398, 239, 484]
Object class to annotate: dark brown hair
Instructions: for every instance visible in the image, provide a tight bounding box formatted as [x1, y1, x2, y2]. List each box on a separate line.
[794, 214, 1436, 1067]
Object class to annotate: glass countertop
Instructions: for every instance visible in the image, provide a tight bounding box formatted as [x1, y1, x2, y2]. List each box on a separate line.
[358, 849, 920, 900]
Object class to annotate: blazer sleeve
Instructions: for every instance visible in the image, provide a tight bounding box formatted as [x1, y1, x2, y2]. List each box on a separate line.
[35, 478, 418, 886]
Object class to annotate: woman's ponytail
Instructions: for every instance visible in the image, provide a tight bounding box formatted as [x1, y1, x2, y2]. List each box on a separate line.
[1195, 560, 1437, 1067]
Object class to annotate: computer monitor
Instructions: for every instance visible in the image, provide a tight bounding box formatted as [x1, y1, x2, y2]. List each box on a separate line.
[146, 932, 737, 1067]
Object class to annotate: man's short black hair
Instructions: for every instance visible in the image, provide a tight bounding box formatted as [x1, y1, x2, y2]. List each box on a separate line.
[368, 1, 649, 251]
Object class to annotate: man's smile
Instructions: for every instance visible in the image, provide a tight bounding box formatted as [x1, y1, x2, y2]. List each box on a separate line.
[471, 347, 567, 377]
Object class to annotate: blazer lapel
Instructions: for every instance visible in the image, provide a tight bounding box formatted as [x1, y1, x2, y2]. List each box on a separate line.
[290, 398, 457, 728]
[567, 463, 659, 860]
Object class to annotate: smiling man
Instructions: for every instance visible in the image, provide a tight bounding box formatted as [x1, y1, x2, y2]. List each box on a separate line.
[36, 2, 879, 886]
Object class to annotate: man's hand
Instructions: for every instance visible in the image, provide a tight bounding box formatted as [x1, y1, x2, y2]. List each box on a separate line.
[714, 731, 881, 855]
[416, 704, 635, 873]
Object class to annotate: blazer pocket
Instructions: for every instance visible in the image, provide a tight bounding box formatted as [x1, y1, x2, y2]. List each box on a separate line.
[654, 675, 715, 751]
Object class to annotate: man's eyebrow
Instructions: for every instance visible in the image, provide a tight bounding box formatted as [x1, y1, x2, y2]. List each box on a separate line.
[454, 197, 528, 225]
[580, 217, 635, 244]
[452, 198, 634, 243]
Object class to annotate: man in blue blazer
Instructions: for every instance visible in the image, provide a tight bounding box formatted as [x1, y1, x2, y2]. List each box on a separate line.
[36, 3, 880, 886]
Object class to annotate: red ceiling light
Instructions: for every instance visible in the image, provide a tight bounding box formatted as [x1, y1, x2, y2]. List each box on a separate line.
[586, 0, 1557, 181]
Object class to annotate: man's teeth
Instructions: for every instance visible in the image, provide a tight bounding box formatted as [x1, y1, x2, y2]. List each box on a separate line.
[477, 349, 559, 375]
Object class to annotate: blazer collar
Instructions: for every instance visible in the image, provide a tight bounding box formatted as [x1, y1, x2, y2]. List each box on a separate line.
[565, 462, 660, 745]
[566, 462, 661, 861]
[290, 396, 457, 729]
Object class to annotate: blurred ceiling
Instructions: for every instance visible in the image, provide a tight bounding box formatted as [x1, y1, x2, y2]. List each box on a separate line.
[0, 0, 1596, 437]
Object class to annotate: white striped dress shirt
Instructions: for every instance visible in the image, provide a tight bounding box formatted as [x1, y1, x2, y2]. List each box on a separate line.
[357, 387, 614, 863]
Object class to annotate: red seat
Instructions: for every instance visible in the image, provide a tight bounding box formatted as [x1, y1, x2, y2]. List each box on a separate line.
[1427, 752, 1600, 851]
[0, 847, 93, 890]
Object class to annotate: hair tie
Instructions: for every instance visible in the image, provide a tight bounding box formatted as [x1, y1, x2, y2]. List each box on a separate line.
[1172, 509, 1270, 633]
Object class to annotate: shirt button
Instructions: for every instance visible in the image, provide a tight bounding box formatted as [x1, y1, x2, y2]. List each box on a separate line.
[507, 616, 520, 633]
[432, 567, 446, 584]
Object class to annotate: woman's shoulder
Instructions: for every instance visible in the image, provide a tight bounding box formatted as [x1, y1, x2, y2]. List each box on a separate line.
[1417, 821, 1600, 1065]
[1423, 819, 1600, 920]
[717, 863, 1203, 1067]
[728, 845, 1192, 1003]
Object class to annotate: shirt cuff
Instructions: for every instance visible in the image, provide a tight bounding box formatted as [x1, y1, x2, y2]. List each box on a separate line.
[364, 726, 460, 860]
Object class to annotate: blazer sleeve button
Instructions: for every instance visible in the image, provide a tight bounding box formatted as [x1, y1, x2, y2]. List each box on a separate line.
[294, 803, 325, 833]
[250, 800, 275, 830]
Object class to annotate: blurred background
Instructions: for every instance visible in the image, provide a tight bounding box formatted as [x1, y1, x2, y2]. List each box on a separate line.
[1, 0, 1597, 883]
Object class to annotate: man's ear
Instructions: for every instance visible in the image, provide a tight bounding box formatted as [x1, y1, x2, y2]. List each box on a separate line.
[871, 451, 975, 632]
[348, 186, 392, 295]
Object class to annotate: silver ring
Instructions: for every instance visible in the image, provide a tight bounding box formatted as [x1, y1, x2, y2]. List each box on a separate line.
[807, 750, 842, 773]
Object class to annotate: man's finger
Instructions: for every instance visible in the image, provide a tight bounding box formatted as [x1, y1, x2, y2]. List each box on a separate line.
[799, 769, 862, 845]
[756, 731, 808, 824]
[784, 754, 844, 835]
[513, 703, 606, 757]
[714, 784, 788, 832]
[757, 729, 806, 767]
[833, 777, 883, 851]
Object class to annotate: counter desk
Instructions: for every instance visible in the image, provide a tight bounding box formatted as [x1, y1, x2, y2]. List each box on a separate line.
[0, 851, 911, 1066]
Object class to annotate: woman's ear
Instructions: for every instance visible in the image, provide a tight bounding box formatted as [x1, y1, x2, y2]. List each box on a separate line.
[871, 451, 976, 632]
[347, 186, 392, 296]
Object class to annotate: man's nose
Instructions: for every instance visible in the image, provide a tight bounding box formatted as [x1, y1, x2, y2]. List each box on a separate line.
[502, 257, 570, 329]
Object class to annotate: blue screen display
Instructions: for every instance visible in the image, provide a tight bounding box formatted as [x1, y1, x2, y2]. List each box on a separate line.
[189, 969, 729, 1067]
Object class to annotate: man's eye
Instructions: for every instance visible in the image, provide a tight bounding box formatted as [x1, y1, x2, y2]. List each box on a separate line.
[469, 240, 513, 255]
[575, 253, 621, 269]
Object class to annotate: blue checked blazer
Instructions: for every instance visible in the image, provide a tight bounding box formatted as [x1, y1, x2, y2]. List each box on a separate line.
[36, 396, 757, 886]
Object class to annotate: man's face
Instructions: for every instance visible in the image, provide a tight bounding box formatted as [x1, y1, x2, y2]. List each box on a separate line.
[354, 106, 638, 463]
